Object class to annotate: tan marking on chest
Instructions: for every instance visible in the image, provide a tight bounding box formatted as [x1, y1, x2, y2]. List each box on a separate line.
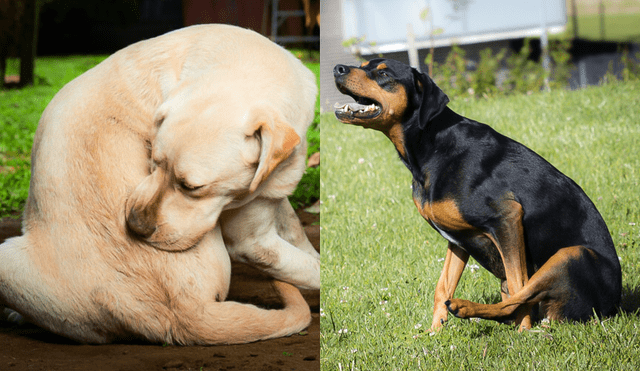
[387, 123, 406, 158]
[413, 198, 473, 231]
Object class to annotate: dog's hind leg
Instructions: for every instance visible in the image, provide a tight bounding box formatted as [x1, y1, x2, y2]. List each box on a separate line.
[445, 245, 620, 325]
[220, 198, 320, 290]
[484, 199, 533, 330]
[170, 280, 311, 345]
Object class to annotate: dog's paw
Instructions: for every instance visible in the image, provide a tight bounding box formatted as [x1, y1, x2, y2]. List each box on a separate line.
[2, 307, 25, 325]
[445, 299, 470, 318]
[428, 317, 447, 333]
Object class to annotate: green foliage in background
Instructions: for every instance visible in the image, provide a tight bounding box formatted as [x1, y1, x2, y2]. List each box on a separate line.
[428, 38, 577, 99]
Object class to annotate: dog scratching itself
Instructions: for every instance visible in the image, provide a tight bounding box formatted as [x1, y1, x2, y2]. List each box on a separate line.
[0, 24, 319, 345]
[334, 58, 621, 332]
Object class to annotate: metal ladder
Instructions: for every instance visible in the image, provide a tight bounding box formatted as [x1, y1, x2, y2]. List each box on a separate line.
[269, 0, 319, 44]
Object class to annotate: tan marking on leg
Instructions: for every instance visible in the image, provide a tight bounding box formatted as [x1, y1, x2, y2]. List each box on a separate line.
[430, 243, 469, 331]
[484, 199, 531, 329]
[447, 246, 586, 326]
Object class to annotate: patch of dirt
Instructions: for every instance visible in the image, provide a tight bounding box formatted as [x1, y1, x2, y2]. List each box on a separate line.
[0, 211, 320, 371]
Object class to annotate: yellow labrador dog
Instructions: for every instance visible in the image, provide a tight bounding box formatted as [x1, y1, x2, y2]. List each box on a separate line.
[0, 24, 319, 345]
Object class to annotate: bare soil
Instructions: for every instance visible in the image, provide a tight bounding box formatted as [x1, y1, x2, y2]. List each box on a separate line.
[0, 211, 320, 371]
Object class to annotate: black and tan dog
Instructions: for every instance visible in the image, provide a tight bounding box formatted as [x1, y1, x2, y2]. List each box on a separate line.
[333, 58, 621, 331]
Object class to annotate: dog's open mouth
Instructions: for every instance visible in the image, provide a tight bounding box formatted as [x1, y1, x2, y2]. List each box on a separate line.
[334, 85, 382, 120]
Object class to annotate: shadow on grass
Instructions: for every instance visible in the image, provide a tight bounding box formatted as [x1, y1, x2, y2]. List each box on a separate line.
[619, 284, 640, 315]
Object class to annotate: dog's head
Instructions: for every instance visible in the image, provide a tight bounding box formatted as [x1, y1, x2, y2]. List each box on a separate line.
[125, 82, 301, 252]
[333, 58, 449, 133]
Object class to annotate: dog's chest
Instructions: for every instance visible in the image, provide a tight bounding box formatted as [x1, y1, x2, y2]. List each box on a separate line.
[411, 181, 471, 232]
[411, 182, 506, 278]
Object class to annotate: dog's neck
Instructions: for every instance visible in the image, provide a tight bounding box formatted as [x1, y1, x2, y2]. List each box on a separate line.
[397, 106, 463, 185]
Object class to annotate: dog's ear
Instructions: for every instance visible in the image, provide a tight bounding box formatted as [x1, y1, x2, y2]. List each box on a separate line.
[411, 69, 449, 127]
[246, 113, 301, 193]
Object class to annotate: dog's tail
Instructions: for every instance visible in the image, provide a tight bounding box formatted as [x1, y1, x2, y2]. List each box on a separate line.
[172, 280, 311, 345]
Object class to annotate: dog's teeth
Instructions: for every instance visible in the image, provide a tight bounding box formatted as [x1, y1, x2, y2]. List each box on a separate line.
[335, 102, 379, 116]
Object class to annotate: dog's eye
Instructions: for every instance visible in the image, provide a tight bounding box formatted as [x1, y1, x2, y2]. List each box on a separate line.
[379, 70, 388, 77]
[179, 181, 204, 192]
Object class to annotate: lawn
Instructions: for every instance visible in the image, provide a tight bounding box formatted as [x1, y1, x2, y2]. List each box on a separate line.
[565, 13, 640, 43]
[0, 51, 320, 216]
[320, 80, 640, 370]
[0, 55, 110, 216]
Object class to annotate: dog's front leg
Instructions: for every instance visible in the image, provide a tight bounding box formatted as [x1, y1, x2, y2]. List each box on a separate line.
[220, 198, 320, 290]
[430, 242, 469, 331]
[446, 200, 533, 331]
[274, 198, 320, 260]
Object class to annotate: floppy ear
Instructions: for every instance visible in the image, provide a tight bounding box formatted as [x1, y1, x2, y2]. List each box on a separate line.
[247, 114, 301, 193]
[411, 69, 449, 128]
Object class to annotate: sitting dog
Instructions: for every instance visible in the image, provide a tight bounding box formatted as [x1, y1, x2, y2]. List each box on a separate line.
[333, 58, 621, 331]
[0, 24, 319, 345]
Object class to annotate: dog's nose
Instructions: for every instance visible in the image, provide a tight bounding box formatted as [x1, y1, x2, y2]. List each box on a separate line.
[333, 64, 350, 77]
[126, 208, 156, 239]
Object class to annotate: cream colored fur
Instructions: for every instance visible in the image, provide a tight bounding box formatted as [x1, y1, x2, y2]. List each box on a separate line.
[0, 24, 319, 344]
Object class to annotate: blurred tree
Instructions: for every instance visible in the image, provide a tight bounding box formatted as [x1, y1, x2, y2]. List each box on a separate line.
[0, 0, 22, 87]
[19, 0, 39, 86]
[0, 0, 46, 87]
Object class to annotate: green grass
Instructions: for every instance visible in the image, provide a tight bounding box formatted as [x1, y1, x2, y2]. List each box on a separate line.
[320, 80, 640, 370]
[559, 13, 640, 43]
[0, 53, 320, 216]
[0, 55, 109, 217]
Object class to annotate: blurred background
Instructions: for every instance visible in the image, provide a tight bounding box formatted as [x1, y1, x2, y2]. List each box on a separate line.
[321, 0, 640, 111]
[1, 0, 319, 86]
